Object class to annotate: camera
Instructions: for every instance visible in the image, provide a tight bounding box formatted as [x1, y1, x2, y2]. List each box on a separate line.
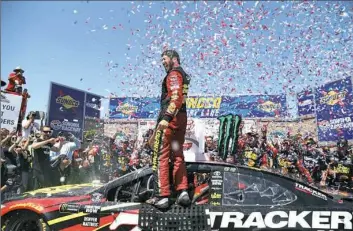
[27, 111, 40, 120]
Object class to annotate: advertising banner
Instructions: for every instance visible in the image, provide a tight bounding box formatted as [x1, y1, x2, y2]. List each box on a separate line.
[85, 93, 102, 119]
[109, 97, 159, 119]
[109, 94, 287, 119]
[297, 89, 315, 117]
[219, 94, 287, 118]
[315, 76, 353, 142]
[186, 96, 222, 118]
[48, 82, 85, 139]
[0, 93, 22, 131]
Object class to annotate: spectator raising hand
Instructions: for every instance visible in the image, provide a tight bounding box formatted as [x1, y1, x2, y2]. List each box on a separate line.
[22, 111, 39, 138]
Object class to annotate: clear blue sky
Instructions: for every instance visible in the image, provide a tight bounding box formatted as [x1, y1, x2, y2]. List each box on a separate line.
[1, 1, 352, 118]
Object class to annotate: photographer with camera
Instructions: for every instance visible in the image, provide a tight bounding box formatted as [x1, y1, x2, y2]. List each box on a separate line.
[21, 111, 40, 138]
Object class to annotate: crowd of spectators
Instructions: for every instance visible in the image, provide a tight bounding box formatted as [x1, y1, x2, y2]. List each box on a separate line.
[1, 66, 352, 197]
[1, 113, 353, 196]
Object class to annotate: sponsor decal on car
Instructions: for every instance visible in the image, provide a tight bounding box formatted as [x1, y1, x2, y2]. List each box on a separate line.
[59, 203, 81, 213]
[295, 183, 327, 200]
[9, 203, 44, 211]
[83, 205, 101, 214]
[82, 216, 99, 227]
[223, 167, 237, 172]
[91, 193, 103, 203]
[206, 210, 353, 230]
[26, 183, 94, 196]
[212, 171, 222, 178]
[210, 170, 224, 206]
[211, 180, 223, 186]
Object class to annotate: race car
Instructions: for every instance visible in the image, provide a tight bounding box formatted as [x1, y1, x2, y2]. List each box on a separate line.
[1, 161, 353, 231]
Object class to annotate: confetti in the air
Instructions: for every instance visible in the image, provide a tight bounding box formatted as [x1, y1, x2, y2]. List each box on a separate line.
[67, 1, 352, 118]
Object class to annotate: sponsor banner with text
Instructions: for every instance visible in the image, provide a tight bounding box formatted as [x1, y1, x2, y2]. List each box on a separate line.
[48, 83, 85, 139]
[297, 88, 315, 117]
[109, 97, 159, 119]
[219, 94, 287, 118]
[85, 93, 102, 119]
[0, 93, 22, 131]
[315, 76, 353, 142]
[109, 94, 287, 119]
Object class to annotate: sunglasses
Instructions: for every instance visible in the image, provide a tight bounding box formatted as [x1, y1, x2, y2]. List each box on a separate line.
[43, 131, 52, 134]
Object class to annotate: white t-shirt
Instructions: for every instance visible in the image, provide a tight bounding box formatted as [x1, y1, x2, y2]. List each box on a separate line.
[21, 119, 40, 138]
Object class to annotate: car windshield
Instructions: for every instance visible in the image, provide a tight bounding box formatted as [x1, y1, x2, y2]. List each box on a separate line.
[1, 0, 352, 212]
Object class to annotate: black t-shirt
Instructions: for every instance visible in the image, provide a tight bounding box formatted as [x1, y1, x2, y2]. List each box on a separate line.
[32, 138, 53, 172]
[3, 147, 18, 166]
[18, 150, 31, 172]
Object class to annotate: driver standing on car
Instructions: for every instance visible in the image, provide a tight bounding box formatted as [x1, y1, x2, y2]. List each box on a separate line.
[147, 50, 191, 209]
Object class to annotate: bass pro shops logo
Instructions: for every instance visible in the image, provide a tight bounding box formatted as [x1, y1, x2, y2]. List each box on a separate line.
[56, 95, 80, 109]
[205, 209, 353, 230]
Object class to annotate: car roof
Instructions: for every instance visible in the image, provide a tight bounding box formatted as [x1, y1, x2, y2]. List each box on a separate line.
[93, 161, 352, 201]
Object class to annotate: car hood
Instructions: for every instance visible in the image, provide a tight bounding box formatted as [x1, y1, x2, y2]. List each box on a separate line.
[3, 183, 104, 202]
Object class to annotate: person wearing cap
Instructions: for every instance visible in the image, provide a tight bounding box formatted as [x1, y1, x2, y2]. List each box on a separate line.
[147, 50, 191, 209]
[5, 66, 26, 94]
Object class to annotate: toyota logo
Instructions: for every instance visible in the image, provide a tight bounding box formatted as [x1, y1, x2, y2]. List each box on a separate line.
[213, 171, 221, 176]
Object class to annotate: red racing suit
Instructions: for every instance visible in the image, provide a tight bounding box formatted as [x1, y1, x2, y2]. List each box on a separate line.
[5, 72, 26, 94]
[152, 66, 190, 197]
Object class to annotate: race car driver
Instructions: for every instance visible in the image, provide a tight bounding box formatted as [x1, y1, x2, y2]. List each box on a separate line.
[147, 50, 191, 209]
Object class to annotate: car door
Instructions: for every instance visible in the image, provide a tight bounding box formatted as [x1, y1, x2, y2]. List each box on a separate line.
[208, 166, 353, 231]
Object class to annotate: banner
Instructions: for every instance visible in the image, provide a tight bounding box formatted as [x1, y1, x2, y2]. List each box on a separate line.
[48, 83, 85, 139]
[186, 96, 222, 118]
[219, 95, 287, 118]
[0, 93, 22, 131]
[297, 89, 315, 117]
[315, 76, 353, 142]
[109, 94, 287, 119]
[85, 93, 102, 119]
[109, 97, 159, 119]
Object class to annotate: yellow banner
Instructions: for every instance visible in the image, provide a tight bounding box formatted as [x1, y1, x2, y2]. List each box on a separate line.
[186, 97, 222, 109]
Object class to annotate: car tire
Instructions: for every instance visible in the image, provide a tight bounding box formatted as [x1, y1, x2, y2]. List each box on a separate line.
[1, 211, 49, 231]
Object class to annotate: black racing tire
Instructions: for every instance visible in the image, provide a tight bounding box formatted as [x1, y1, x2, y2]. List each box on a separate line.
[1, 210, 49, 231]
